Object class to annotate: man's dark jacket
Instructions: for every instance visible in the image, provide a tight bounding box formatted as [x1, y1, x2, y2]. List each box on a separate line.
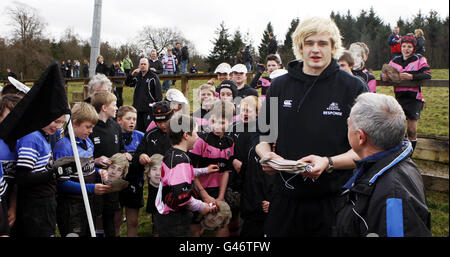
[335, 140, 431, 237]
[125, 70, 162, 113]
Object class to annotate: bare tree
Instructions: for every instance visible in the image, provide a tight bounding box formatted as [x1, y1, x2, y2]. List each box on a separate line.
[6, 2, 46, 43]
[4, 2, 50, 79]
[138, 26, 185, 54]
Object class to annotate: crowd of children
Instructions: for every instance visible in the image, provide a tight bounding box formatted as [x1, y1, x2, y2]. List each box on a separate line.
[0, 32, 432, 237]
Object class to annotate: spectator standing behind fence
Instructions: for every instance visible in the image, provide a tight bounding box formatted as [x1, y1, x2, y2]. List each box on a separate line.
[149, 50, 163, 75]
[243, 46, 253, 72]
[122, 55, 134, 76]
[172, 43, 183, 81]
[137, 52, 145, 64]
[73, 59, 80, 78]
[381, 34, 431, 153]
[267, 33, 278, 55]
[161, 49, 178, 92]
[83, 59, 90, 78]
[112, 61, 126, 108]
[66, 59, 73, 78]
[6, 68, 17, 79]
[125, 57, 163, 132]
[181, 45, 189, 74]
[414, 29, 426, 56]
[335, 93, 431, 237]
[388, 27, 402, 59]
[96, 55, 110, 75]
[60, 60, 66, 78]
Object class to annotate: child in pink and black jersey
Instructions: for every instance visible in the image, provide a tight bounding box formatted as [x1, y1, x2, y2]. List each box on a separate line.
[189, 100, 235, 237]
[154, 114, 219, 237]
[381, 34, 431, 151]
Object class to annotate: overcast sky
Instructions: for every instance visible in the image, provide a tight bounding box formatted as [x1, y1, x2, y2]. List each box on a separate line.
[0, 0, 448, 56]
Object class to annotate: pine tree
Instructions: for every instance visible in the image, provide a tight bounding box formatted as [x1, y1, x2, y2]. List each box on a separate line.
[279, 17, 299, 65]
[258, 22, 274, 62]
[230, 29, 245, 64]
[207, 21, 232, 71]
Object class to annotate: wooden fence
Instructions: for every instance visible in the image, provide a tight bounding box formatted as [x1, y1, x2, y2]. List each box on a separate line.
[1, 73, 448, 99]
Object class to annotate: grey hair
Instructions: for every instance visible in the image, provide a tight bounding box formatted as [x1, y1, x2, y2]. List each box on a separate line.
[88, 74, 112, 95]
[350, 93, 406, 150]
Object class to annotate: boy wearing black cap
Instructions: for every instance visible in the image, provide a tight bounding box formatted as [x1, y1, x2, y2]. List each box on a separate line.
[129, 101, 174, 234]
[217, 80, 238, 103]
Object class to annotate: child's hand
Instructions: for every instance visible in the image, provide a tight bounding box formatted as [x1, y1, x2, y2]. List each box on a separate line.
[207, 78, 215, 85]
[262, 200, 270, 213]
[381, 73, 388, 81]
[199, 202, 211, 215]
[95, 156, 111, 167]
[94, 183, 112, 195]
[139, 153, 152, 165]
[202, 193, 215, 204]
[124, 152, 132, 162]
[207, 164, 220, 173]
[98, 169, 108, 183]
[400, 72, 413, 81]
[209, 200, 220, 213]
[232, 159, 242, 173]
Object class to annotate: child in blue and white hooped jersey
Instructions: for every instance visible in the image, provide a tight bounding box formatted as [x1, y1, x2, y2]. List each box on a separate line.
[14, 114, 67, 237]
[0, 94, 22, 237]
[52, 102, 111, 237]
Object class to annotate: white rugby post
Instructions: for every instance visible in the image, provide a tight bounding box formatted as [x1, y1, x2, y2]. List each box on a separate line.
[65, 115, 96, 237]
[89, 0, 103, 77]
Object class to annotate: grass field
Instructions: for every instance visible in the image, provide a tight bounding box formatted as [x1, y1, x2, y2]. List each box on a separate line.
[118, 182, 448, 237]
[65, 69, 449, 237]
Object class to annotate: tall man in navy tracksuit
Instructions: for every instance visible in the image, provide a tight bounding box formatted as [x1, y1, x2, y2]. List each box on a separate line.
[125, 57, 163, 133]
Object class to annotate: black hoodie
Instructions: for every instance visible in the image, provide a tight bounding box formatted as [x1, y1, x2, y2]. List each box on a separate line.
[236, 84, 258, 106]
[261, 59, 367, 198]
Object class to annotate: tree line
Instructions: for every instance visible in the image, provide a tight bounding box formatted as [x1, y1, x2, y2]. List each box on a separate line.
[209, 8, 448, 71]
[0, 3, 448, 80]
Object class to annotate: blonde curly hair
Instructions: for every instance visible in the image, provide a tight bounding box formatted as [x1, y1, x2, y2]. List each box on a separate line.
[292, 16, 343, 61]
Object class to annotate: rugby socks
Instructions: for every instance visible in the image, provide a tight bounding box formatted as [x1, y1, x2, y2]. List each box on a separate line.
[95, 229, 105, 238]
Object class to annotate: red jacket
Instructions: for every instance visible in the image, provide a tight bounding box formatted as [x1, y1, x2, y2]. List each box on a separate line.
[388, 33, 401, 53]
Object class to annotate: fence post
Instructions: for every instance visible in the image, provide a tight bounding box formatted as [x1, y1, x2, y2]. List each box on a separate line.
[84, 79, 90, 99]
[181, 74, 188, 97]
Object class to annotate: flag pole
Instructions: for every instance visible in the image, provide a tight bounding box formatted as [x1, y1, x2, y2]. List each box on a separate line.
[65, 115, 96, 237]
